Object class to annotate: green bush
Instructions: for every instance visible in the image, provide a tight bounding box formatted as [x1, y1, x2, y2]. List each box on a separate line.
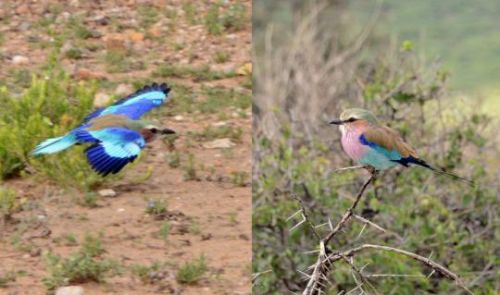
[0, 73, 112, 189]
[42, 234, 120, 290]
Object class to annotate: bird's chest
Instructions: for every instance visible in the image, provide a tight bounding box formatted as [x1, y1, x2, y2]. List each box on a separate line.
[341, 130, 368, 161]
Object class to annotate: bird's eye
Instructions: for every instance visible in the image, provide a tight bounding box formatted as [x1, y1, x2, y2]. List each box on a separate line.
[150, 128, 158, 133]
[347, 117, 357, 122]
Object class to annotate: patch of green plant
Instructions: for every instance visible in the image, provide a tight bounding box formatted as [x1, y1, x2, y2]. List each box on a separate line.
[165, 151, 181, 168]
[80, 192, 99, 208]
[182, 154, 198, 181]
[0, 188, 19, 222]
[213, 51, 230, 63]
[231, 171, 248, 187]
[205, 1, 247, 35]
[153, 64, 236, 82]
[138, 4, 160, 28]
[42, 234, 119, 290]
[176, 254, 208, 284]
[221, 1, 247, 31]
[182, 2, 198, 25]
[145, 199, 168, 216]
[130, 261, 166, 284]
[158, 222, 170, 240]
[67, 16, 94, 39]
[205, 2, 224, 35]
[60, 233, 78, 246]
[104, 50, 129, 73]
[199, 86, 251, 113]
[188, 220, 202, 235]
[188, 125, 243, 143]
[65, 48, 83, 60]
[228, 212, 239, 225]
[0, 74, 112, 190]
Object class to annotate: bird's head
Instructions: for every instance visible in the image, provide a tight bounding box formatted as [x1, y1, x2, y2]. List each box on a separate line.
[140, 124, 176, 142]
[329, 108, 378, 133]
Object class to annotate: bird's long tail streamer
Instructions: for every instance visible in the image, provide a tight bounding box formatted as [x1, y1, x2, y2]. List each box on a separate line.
[31, 134, 76, 156]
[411, 158, 475, 187]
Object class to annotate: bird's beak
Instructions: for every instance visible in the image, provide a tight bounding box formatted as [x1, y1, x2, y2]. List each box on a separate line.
[329, 119, 345, 125]
[161, 128, 176, 135]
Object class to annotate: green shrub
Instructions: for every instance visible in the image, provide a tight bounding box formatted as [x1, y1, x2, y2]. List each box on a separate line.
[0, 73, 112, 189]
[42, 234, 119, 290]
[0, 188, 18, 221]
[176, 255, 208, 284]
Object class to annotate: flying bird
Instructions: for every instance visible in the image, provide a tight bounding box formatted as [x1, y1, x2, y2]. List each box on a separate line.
[329, 108, 473, 185]
[32, 82, 175, 176]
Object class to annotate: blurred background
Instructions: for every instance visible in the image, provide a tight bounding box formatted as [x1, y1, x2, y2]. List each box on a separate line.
[253, 1, 498, 294]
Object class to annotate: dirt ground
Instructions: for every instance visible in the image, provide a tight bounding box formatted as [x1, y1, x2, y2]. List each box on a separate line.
[0, 1, 251, 294]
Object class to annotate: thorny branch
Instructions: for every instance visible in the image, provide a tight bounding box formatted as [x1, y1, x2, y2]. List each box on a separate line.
[290, 170, 474, 295]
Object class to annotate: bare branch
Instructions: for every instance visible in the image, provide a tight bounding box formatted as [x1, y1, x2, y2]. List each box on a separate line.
[323, 174, 376, 245]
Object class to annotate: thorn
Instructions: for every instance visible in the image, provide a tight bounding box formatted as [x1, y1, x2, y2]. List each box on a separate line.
[286, 209, 303, 222]
[290, 219, 306, 232]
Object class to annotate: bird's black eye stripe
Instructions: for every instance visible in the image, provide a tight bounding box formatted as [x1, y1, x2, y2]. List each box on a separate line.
[151, 128, 158, 133]
[347, 117, 357, 122]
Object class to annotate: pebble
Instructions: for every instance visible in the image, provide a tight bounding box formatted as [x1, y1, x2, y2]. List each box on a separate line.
[12, 55, 29, 65]
[174, 115, 184, 121]
[203, 138, 236, 149]
[55, 286, 84, 295]
[115, 83, 133, 96]
[93, 92, 111, 108]
[97, 189, 116, 198]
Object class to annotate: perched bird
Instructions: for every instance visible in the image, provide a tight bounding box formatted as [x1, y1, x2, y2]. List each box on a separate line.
[32, 82, 175, 176]
[329, 108, 473, 185]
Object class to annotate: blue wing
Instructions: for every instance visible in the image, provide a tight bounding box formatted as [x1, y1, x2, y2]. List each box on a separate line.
[82, 82, 171, 123]
[75, 127, 145, 176]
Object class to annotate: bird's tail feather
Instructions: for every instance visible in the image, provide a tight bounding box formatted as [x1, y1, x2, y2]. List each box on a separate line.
[32, 134, 76, 156]
[409, 157, 475, 187]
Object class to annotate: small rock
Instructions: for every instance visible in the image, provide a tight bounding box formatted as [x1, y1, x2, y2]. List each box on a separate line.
[93, 15, 109, 26]
[12, 55, 29, 65]
[117, 208, 125, 213]
[16, 4, 30, 15]
[115, 83, 133, 96]
[30, 248, 41, 257]
[203, 138, 236, 149]
[125, 30, 144, 42]
[93, 92, 111, 108]
[75, 68, 107, 80]
[174, 115, 184, 121]
[18, 21, 31, 31]
[55, 286, 84, 295]
[97, 189, 116, 198]
[212, 121, 227, 127]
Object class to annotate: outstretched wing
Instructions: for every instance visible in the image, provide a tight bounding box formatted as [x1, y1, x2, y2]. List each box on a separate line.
[75, 127, 145, 176]
[82, 82, 171, 122]
[361, 125, 418, 163]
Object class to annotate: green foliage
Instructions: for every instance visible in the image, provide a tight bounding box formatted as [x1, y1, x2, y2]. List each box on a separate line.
[205, 1, 247, 35]
[138, 5, 160, 28]
[0, 74, 110, 190]
[231, 171, 249, 187]
[188, 125, 243, 143]
[130, 261, 166, 284]
[145, 199, 168, 216]
[0, 188, 19, 221]
[42, 234, 119, 290]
[182, 154, 198, 181]
[158, 222, 170, 240]
[176, 255, 208, 284]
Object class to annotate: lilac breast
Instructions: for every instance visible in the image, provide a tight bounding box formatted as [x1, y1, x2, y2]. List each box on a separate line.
[341, 129, 368, 162]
